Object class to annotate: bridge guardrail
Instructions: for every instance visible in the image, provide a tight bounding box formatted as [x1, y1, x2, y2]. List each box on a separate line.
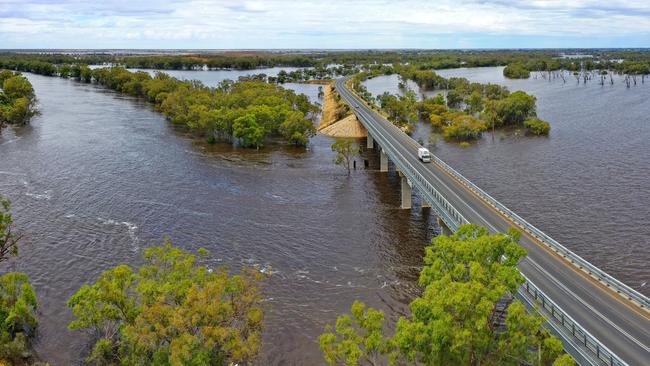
[427, 153, 650, 310]
[518, 275, 628, 366]
[352, 100, 466, 231]
[340, 78, 636, 365]
[344, 77, 648, 310]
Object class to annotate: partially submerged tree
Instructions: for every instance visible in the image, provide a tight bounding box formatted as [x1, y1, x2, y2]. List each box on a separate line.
[0, 72, 38, 131]
[0, 195, 21, 262]
[331, 139, 360, 175]
[320, 224, 574, 366]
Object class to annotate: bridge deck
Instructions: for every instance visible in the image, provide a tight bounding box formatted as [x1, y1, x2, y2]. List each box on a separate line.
[336, 78, 650, 365]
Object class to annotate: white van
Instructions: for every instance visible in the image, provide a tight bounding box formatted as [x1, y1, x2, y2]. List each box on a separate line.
[418, 148, 431, 163]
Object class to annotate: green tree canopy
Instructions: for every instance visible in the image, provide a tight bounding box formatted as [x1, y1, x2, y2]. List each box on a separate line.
[503, 63, 531, 79]
[524, 117, 551, 136]
[0, 194, 41, 364]
[233, 114, 265, 148]
[321, 224, 574, 366]
[2, 75, 34, 101]
[331, 138, 360, 175]
[491, 91, 537, 127]
[68, 242, 266, 366]
[0, 72, 38, 129]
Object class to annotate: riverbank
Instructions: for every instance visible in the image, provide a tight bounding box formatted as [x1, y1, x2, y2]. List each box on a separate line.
[318, 83, 366, 138]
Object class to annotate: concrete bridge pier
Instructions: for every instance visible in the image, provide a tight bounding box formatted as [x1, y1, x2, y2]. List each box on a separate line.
[367, 134, 374, 149]
[400, 174, 412, 209]
[380, 149, 388, 172]
[437, 217, 453, 236]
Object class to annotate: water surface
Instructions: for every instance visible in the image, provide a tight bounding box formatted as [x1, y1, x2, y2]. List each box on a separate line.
[0, 73, 437, 365]
[364, 66, 650, 293]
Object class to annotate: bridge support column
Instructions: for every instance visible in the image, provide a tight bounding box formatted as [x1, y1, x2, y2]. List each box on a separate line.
[380, 149, 388, 172]
[366, 134, 374, 149]
[421, 199, 431, 208]
[401, 175, 412, 209]
[437, 217, 453, 236]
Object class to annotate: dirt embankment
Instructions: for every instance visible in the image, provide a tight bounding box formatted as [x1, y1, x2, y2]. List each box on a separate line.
[318, 83, 367, 138]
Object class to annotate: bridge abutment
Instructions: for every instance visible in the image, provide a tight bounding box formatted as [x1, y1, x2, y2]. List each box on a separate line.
[380, 149, 388, 172]
[400, 174, 412, 209]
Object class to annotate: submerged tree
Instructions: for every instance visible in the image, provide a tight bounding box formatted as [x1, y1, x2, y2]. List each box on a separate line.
[331, 138, 360, 175]
[320, 224, 574, 366]
[0, 195, 21, 262]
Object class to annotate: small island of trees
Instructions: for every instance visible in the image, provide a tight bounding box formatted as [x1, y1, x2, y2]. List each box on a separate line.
[503, 63, 531, 79]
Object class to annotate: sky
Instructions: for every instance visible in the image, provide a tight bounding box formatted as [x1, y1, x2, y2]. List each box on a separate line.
[1, 0, 650, 49]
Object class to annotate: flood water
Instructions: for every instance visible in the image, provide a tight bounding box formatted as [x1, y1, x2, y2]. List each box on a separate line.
[364, 66, 650, 295]
[1, 66, 648, 365]
[0, 72, 437, 365]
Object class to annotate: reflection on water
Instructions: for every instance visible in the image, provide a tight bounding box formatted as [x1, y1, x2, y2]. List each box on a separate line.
[0, 73, 438, 365]
[365, 66, 650, 294]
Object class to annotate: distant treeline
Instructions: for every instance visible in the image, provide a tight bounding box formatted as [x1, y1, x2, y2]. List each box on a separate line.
[119, 54, 316, 70]
[4, 49, 650, 75]
[502, 58, 650, 80]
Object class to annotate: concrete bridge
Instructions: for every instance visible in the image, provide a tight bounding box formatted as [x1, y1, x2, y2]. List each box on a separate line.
[335, 78, 650, 366]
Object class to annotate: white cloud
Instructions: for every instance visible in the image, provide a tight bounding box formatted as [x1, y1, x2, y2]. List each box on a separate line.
[0, 0, 649, 48]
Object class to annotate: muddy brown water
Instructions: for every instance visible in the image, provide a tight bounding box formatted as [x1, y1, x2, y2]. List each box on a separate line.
[0, 66, 648, 364]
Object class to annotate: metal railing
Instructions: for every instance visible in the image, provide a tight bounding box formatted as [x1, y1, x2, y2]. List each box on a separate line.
[426, 152, 650, 310]
[353, 102, 466, 231]
[339, 78, 634, 366]
[518, 275, 628, 366]
[349, 71, 648, 310]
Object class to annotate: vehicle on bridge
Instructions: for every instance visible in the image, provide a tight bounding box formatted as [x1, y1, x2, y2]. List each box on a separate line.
[418, 147, 431, 163]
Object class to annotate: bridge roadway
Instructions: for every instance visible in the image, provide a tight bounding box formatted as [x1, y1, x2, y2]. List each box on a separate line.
[335, 78, 650, 365]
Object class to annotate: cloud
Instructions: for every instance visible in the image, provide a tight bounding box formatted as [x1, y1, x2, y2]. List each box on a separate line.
[0, 0, 649, 48]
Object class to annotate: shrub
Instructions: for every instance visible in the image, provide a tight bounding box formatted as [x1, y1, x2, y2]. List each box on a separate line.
[524, 117, 551, 135]
[429, 114, 444, 129]
[503, 63, 531, 79]
[442, 115, 487, 141]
